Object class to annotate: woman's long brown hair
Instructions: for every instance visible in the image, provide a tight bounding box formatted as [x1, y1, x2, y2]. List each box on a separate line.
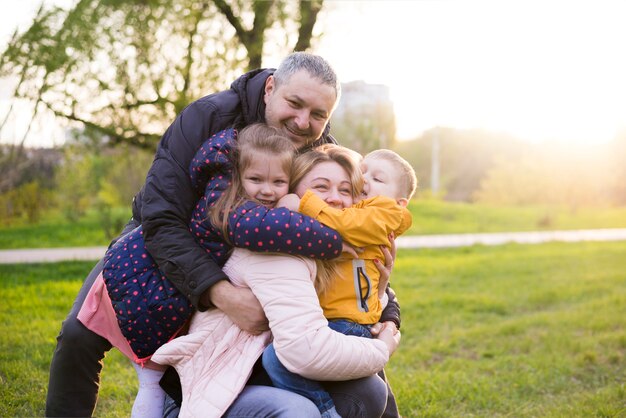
[290, 144, 364, 294]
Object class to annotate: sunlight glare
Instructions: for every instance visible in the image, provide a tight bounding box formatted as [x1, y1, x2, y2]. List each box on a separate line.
[317, 0, 626, 144]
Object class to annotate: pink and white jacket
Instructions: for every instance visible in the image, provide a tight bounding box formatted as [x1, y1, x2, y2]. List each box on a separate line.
[151, 249, 390, 418]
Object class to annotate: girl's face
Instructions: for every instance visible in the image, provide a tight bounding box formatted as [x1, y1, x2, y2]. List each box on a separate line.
[294, 160, 354, 209]
[241, 152, 290, 207]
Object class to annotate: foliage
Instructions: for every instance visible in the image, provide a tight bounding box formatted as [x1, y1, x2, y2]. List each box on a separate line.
[2, 241, 626, 416]
[0, 145, 60, 193]
[0, 180, 55, 226]
[0, 138, 150, 235]
[474, 143, 621, 208]
[0, 0, 325, 150]
[53, 140, 151, 237]
[394, 127, 530, 202]
[394, 128, 626, 207]
[54, 146, 102, 221]
[330, 81, 396, 154]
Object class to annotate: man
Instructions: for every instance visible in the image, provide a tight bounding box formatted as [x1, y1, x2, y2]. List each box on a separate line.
[46, 52, 401, 417]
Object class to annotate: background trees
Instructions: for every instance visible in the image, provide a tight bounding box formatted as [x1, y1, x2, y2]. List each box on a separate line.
[0, 0, 324, 150]
[0, 0, 325, 228]
[1, 0, 625, 230]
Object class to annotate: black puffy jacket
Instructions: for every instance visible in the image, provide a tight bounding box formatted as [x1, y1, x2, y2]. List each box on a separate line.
[129, 69, 334, 310]
[128, 68, 400, 328]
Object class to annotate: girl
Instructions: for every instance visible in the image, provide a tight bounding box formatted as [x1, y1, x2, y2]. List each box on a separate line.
[77, 124, 349, 417]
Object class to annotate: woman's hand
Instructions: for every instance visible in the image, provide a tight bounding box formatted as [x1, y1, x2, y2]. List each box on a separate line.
[374, 233, 397, 297]
[205, 281, 269, 335]
[371, 321, 401, 356]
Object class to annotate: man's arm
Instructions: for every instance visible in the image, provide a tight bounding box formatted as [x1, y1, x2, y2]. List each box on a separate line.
[141, 97, 234, 310]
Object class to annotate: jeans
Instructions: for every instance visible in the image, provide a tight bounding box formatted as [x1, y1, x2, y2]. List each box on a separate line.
[261, 319, 376, 416]
[45, 219, 138, 417]
[328, 319, 373, 338]
[163, 385, 320, 418]
[262, 343, 335, 415]
[162, 375, 388, 418]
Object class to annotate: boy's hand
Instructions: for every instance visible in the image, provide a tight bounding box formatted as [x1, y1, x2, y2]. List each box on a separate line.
[340, 242, 363, 259]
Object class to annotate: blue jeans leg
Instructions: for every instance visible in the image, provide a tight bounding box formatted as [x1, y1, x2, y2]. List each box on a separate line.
[324, 374, 388, 418]
[223, 385, 320, 418]
[262, 343, 335, 415]
[327, 319, 372, 338]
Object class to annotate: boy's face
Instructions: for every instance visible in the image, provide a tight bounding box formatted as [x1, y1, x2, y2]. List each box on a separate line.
[361, 157, 403, 201]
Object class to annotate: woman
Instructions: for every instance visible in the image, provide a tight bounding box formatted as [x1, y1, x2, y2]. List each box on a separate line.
[152, 144, 401, 418]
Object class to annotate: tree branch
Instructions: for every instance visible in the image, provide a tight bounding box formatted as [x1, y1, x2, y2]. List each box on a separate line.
[42, 101, 160, 150]
[295, 0, 323, 52]
[247, 0, 274, 69]
[213, 0, 250, 46]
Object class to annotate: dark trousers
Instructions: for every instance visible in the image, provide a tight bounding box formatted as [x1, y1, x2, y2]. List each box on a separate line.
[45, 220, 138, 417]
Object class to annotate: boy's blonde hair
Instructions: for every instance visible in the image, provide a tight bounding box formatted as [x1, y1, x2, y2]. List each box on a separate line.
[290, 144, 363, 294]
[364, 149, 418, 200]
[209, 123, 296, 242]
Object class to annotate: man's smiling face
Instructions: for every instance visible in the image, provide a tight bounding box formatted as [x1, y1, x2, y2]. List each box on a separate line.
[263, 70, 337, 149]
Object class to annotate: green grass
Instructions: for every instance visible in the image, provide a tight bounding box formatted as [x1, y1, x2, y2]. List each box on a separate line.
[387, 241, 626, 417]
[2, 241, 626, 417]
[3, 201, 626, 249]
[0, 208, 131, 249]
[406, 199, 626, 235]
[0, 262, 136, 417]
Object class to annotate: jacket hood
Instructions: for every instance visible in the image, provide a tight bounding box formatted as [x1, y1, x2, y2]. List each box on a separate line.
[230, 68, 273, 129]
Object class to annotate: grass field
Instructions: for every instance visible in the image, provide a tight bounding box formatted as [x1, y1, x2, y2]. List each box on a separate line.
[1, 241, 625, 417]
[2, 201, 626, 249]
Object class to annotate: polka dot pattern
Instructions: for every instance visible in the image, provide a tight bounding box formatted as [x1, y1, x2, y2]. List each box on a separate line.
[103, 128, 343, 358]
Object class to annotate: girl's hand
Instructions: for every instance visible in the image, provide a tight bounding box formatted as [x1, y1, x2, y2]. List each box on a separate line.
[276, 193, 301, 211]
[341, 242, 363, 259]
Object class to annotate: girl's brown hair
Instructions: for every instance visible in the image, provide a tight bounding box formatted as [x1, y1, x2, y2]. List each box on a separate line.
[290, 144, 364, 294]
[209, 123, 296, 243]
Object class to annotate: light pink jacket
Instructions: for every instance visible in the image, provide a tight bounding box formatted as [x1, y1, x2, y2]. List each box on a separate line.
[151, 249, 390, 418]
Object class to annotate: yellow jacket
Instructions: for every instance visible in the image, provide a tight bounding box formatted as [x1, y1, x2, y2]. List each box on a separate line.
[299, 191, 412, 324]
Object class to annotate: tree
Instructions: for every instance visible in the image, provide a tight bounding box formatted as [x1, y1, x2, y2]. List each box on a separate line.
[0, 0, 325, 150]
[330, 81, 396, 154]
[393, 128, 529, 202]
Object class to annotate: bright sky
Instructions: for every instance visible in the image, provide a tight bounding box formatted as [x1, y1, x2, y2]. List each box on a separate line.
[2, 0, 626, 146]
[314, 0, 626, 144]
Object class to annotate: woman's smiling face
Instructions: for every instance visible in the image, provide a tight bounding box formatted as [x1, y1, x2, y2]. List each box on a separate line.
[294, 160, 354, 209]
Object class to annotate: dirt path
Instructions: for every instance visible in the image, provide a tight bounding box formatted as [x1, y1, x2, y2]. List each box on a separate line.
[2, 228, 626, 264]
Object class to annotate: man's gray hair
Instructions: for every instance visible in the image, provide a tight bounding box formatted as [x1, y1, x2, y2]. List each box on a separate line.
[273, 52, 341, 100]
